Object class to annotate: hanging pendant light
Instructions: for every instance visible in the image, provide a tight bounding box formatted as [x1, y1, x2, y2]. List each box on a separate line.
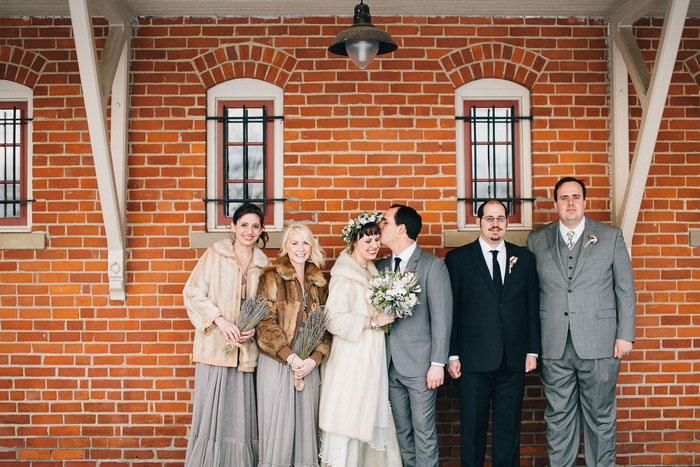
[328, 0, 398, 70]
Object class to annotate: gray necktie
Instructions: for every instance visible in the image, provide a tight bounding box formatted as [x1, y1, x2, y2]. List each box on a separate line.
[566, 231, 575, 250]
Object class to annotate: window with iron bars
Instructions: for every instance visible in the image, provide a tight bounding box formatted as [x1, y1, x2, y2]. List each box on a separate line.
[461, 100, 524, 224]
[214, 100, 277, 226]
[0, 102, 28, 227]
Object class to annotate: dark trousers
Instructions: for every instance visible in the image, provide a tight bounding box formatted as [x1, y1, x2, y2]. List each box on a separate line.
[458, 357, 525, 467]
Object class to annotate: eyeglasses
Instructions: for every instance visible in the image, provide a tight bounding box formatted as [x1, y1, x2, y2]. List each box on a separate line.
[482, 216, 507, 223]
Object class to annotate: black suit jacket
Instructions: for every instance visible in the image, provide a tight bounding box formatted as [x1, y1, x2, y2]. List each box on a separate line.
[446, 239, 540, 373]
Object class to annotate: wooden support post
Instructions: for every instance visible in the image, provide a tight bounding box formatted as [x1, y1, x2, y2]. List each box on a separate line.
[68, 0, 130, 300]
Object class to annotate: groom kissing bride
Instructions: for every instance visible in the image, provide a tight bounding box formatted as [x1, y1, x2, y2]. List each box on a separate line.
[377, 204, 453, 467]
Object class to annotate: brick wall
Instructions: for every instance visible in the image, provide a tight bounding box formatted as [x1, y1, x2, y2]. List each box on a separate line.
[0, 14, 698, 466]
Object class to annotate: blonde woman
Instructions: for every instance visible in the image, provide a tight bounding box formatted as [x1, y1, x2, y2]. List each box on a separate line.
[183, 203, 270, 466]
[319, 213, 402, 467]
[256, 223, 331, 467]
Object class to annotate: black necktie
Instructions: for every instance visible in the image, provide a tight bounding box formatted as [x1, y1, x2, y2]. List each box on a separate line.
[491, 250, 502, 296]
[394, 256, 402, 273]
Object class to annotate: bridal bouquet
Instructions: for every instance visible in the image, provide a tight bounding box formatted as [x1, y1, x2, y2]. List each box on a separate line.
[223, 296, 269, 358]
[367, 270, 422, 333]
[295, 305, 329, 391]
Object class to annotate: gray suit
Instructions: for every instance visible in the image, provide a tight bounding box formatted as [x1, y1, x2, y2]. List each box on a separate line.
[527, 216, 635, 467]
[377, 245, 453, 467]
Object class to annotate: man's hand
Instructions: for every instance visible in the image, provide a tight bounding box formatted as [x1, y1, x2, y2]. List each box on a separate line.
[525, 355, 537, 373]
[426, 365, 444, 390]
[614, 339, 633, 359]
[447, 359, 461, 379]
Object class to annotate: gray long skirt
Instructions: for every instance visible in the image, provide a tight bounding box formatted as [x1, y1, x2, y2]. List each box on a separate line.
[257, 326, 321, 467]
[185, 362, 258, 467]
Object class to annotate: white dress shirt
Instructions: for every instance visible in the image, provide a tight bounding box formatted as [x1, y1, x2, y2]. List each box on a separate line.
[559, 217, 586, 247]
[391, 241, 417, 273]
[478, 237, 506, 283]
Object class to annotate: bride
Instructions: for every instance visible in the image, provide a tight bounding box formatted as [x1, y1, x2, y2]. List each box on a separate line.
[318, 212, 402, 467]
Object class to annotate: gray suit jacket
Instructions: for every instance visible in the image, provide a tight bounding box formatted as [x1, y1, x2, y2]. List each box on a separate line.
[377, 245, 453, 378]
[527, 217, 635, 360]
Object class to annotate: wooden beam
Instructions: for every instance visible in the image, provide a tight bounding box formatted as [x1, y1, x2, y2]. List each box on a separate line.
[68, 0, 130, 300]
[94, 0, 130, 104]
[108, 20, 130, 301]
[612, 26, 651, 104]
[610, 0, 658, 26]
[618, 0, 689, 243]
[98, 24, 128, 104]
[110, 31, 129, 218]
[610, 26, 630, 225]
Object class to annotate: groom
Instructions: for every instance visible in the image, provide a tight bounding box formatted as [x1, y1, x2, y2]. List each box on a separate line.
[378, 204, 453, 467]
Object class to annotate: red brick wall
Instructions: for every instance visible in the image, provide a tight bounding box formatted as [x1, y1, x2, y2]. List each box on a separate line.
[0, 14, 698, 466]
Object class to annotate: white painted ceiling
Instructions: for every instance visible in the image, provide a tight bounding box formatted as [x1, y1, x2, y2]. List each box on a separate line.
[1, 0, 699, 19]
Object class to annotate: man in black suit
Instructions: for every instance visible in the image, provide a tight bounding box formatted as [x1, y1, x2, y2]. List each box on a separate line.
[446, 199, 540, 467]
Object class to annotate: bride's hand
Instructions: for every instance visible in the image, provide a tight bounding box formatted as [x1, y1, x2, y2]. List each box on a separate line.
[376, 312, 395, 327]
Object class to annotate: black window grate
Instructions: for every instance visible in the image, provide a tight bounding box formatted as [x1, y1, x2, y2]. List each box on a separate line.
[457, 106, 534, 217]
[205, 106, 284, 220]
[0, 106, 32, 218]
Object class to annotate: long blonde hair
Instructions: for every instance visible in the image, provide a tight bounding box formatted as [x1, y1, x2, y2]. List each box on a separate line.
[280, 223, 325, 268]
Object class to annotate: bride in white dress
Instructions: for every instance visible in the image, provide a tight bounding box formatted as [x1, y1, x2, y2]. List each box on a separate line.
[318, 212, 403, 467]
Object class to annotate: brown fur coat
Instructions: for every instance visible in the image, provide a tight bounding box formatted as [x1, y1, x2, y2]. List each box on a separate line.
[256, 254, 331, 365]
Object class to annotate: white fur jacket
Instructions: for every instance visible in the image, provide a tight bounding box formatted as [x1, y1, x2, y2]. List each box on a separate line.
[183, 239, 270, 370]
[318, 251, 386, 441]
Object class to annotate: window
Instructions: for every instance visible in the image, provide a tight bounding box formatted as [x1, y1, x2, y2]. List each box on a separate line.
[0, 80, 32, 231]
[463, 100, 521, 222]
[455, 79, 532, 229]
[206, 79, 283, 231]
[216, 100, 275, 226]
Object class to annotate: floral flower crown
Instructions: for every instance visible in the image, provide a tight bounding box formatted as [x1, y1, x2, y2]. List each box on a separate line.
[341, 211, 383, 247]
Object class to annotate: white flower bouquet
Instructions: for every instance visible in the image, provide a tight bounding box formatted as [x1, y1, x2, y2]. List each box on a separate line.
[367, 270, 422, 333]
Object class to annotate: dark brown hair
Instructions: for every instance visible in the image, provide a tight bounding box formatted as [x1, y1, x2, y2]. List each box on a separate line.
[348, 222, 380, 253]
[232, 203, 269, 248]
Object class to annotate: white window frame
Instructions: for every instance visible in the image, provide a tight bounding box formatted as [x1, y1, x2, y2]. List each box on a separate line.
[206, 78, 283, 232]
[0, 79, 32, 233]
[455, 78, 532, 230]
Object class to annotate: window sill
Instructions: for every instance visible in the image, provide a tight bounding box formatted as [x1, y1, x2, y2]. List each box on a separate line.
[0, 232, 47, 250]
[444, 229, 532, 248]
[189, 230, 283, 250]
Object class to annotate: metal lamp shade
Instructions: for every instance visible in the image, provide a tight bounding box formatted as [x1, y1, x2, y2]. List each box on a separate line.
[328, 23, 397, 57]
[328, 2, 397, 68]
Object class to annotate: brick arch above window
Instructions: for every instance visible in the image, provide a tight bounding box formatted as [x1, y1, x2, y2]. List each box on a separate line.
[0, 46, 46, 89]
[682, 51, 700, 90]
[439, 42, 548, 89]
[193, 43, 298, 89]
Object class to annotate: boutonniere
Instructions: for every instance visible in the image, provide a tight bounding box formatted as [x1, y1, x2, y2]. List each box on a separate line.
[508, 256, 518, 274]
[583, 234, 598, 248]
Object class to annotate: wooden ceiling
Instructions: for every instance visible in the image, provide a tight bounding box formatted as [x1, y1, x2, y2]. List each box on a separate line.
[1, 0, 698, 19]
